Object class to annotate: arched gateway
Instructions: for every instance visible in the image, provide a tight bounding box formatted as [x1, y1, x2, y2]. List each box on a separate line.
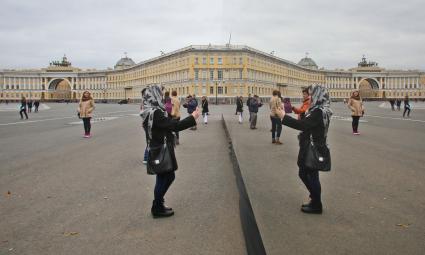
[358, 78, 380, 98]
[47, 78, 72, 100]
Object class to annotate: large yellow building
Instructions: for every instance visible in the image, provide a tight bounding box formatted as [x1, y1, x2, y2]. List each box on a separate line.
[1, 45, 424, 102]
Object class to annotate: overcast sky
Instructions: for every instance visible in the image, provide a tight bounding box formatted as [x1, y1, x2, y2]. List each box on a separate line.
[1, 0, 424, 70]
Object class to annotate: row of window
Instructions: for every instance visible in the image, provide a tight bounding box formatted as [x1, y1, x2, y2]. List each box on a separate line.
[194, 69, 243, 81]
[194, 56, 243, 65]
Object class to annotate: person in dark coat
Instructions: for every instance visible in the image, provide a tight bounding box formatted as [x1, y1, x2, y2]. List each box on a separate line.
[396, 99, 402, 111]
[246, 94, 252, 121]
[236, 96, 244, 123]
[27, 100, 33, 113]
[201, 96, 209, 124]
[141, 85, 200, 218]
[281, 84, 332, 214]
[34, 100, 40, 112]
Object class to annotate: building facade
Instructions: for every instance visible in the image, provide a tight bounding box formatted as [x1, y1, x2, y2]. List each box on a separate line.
[1, 45, 424, 102]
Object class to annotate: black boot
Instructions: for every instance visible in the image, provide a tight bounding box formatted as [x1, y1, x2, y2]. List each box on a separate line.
[301, 202, 322, 214]
[151, 200, 174, 218]
[162, 199, 173, 211]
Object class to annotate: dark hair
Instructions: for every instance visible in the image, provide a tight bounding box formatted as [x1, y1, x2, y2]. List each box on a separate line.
[171, 90, 177, 96]
[164, 91, 170, 97]
[272, 90, 279, 96]
[302, 87, 309, 94]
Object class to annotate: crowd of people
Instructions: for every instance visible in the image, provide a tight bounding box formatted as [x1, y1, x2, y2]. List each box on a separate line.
[18, 97, 41, 119]
[389, 96, 411, 117]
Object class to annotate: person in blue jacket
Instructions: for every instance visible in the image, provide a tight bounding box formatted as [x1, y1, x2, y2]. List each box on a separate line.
[183, 95, 198, 130]
[248, 95, 263, 129]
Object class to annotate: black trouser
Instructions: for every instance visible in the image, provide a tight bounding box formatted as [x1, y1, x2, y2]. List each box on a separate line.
[299, 167, 321, 206]
[82, 117, 91, 134]
[19, 109, 28, 119]
[271, 116, 282, 139]
[403, 107, 411, 117]
[352, 116, 360, 133]
[35, 105, 39, 112]
[154, 172, 175, 205]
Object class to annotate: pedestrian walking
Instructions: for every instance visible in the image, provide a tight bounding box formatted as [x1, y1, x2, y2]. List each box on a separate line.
[389, 99, 395, 111]
[201, 96, 209, 124]
[171, 90, 181, 145]
[270, 90, 283, 144]
[281, 84, 332, 214]
[140, 84, 200, 218]
[292, 87, 311, 120]
[403, 95, 411, 118]
[27, 100, 33, 113]
[78, 91, 95, 138]
[396, 99, 402, 111]
[348, 91, 364, 135]
[140, 95, 149, 165]
[19, 96, 28, 120]
[236, 96, 244, 123]
[34, 100, 40, 112]
[249, 95, 262, 129]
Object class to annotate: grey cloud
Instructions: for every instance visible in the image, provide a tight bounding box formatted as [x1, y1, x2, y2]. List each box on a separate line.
[0, 0, 424, 70]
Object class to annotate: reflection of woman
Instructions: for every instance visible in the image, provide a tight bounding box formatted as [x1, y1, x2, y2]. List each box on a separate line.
[348, 91, 364, 135]
[141, 85, 200, 218]
[78, 91, 95, 138]
[281, 85, 332, 214]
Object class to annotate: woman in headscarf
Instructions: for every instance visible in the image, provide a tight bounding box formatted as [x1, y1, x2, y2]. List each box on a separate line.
[347, 90, 364, 135]
[140, 84, 200, 218]
[280, 84, 332, 214]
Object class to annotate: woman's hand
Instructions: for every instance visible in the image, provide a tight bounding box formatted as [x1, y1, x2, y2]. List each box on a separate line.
[191, 107, 200, 119]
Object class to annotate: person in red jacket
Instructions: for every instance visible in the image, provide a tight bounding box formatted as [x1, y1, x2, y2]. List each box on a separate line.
[292, 87, 311, 119]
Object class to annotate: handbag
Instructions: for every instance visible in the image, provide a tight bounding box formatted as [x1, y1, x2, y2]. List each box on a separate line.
[304, 137, 331, 172]
[146, 136, 174, 175]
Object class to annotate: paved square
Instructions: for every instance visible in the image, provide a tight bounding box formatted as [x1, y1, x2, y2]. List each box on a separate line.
[1, 101, 424, 254]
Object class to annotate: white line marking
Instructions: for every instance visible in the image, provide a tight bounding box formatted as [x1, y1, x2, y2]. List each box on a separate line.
[365, 115, 425, 123]
[0, 116, 76, 126]
[0, 110, 138, 126]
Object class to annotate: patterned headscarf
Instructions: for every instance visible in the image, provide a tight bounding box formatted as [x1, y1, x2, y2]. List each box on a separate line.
[308, 84, 333, 136]
[140, 84, 167, 140]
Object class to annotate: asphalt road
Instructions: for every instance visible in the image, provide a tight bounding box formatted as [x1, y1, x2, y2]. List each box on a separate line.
[1, 101, 424, 254]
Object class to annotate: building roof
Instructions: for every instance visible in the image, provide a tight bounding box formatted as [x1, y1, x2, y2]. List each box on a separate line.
[114, 56, 135, 70]
[297, 56, 318, 69]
